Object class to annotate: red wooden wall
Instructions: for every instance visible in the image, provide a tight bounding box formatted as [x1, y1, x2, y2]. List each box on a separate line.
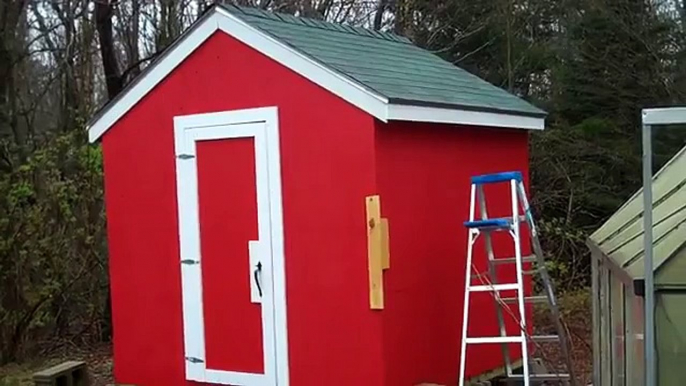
[374, 121, 530, 385]
[101, 29, 531, 386]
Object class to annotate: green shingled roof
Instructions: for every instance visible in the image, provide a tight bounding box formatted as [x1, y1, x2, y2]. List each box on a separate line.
[222, 4, 545, 118]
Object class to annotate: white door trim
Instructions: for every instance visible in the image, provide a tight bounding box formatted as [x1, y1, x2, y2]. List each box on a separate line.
[174, 106, 289, 386]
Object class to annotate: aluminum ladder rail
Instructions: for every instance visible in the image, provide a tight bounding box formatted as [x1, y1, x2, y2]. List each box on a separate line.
[457, 171, 576, 386]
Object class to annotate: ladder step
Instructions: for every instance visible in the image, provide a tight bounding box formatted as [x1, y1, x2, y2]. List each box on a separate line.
[531, 334, 560, 343]
[501, 295, 547, 304]
[492, 255, 537, 264]
[471, 171, 523, 185]
[465, 336, 524, 344]
[469, 283, 519, 292]
[471, 267, 538, 281]
[464, 218, 511, 230]
[508, 373, 570, 381]
[464, 216, 528, 230]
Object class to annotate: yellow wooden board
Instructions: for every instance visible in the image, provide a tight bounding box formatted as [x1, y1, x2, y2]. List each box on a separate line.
[380, 218, 390, 270]
[366, 195, 384, 309]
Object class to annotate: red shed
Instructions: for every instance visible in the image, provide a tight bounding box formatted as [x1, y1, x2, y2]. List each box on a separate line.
[87, 4, 545, 386]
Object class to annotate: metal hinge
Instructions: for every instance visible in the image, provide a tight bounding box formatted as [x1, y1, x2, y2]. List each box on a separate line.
[181, 259, 199, 265]
[177, 154, 195, 160]
[185, 356, 204, 364]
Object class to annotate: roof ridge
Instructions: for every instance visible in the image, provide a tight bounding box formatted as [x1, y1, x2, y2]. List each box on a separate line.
[221, 4, 412, 45]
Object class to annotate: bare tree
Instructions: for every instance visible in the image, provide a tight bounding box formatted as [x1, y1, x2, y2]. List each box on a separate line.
[95, 0, 122, 99]
[373, 0, 388, 30]
[116, 1, 142, 81]
[0, 1, 29, 163]
[677, 0, 686, 24]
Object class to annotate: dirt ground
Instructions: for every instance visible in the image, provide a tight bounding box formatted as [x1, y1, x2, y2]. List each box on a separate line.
[533, 290, 594, 385]
[0, 291, 592, 386]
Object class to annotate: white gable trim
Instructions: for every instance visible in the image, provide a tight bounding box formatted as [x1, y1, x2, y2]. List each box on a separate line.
[87, 7, 544, 142]
[88, 13, 219, 142]
[387, 104, 545, 130]
[214, 7, 389, 120]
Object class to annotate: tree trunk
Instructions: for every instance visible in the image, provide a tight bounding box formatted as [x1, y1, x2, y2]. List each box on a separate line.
[95, 0, 123, 99]
[157, 0, 181, 51]
[125, 0, 142, 82]
[393, 0, 412, 37]
[373, 0, 387, 31]
[0, 1, 28, 163]
[94, 0, 123, 342]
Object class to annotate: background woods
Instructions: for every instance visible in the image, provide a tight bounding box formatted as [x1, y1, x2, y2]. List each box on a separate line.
[0, 0, 685, 365]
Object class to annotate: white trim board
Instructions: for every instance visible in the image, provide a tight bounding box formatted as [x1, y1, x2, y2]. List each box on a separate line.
[174, 106, 289, 386]
[642, 107, 686, 126]
[87, 7, 545, 142]
[387, 104, 545, 130]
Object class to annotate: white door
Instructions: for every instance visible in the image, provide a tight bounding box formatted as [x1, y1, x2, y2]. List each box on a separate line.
[174, 107, 289, 386]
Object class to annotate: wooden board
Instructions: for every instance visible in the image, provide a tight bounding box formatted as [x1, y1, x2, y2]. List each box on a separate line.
[380, 218, 390, 270]
[366, 195, 384, 309]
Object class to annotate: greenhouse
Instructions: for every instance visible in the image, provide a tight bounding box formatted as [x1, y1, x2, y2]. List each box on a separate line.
[588, 142, 686, 386]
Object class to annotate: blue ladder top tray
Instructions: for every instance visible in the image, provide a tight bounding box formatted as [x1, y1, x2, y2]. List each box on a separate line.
[471, 171, 523, 185]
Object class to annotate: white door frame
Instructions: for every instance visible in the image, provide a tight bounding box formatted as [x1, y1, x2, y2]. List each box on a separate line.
[173, 106, 289, 386]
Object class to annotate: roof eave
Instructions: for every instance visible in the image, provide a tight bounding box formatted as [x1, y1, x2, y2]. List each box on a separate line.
[387, 97, 547, 118]
[587, 238, 641, 286]
[386, 102, 546, 130]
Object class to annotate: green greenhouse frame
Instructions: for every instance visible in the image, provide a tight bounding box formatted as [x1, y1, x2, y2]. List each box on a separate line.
[587, 107, 686, 386]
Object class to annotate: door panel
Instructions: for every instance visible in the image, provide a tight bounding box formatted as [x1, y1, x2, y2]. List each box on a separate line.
[175, 108, 287, 386]
[196, 137, 264, 373]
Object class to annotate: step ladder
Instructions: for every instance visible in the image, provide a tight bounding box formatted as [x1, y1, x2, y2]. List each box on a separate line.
[457, 171, 576, 386]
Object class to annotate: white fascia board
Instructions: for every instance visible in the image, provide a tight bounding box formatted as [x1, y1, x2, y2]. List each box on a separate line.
[387, 103, 545, 130]
[88, 13, 221, 143]
[214, 7, 388, 121]
[642, 107, 686, 126]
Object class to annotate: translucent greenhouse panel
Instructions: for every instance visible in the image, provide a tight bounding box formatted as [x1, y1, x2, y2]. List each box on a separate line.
[656, 293, 686, 386]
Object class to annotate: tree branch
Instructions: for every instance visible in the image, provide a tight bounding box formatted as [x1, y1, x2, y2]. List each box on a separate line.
[120, 52, 160, 83]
